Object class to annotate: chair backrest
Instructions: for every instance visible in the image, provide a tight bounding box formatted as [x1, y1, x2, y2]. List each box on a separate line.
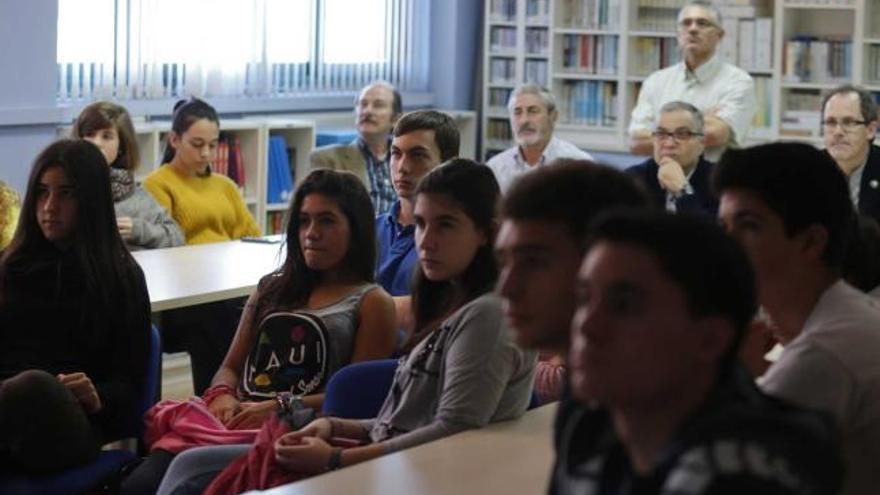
[321, 359, 398, 419]
[130, 324, 161, 442]
[143, 324, 162, 415]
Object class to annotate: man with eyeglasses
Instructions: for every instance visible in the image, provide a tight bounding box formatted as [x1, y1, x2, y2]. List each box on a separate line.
[626, 101, 718, 217]
[488, 84, 593, 193]
[628, 1, 755, 162]
[821, 85, 880, 225]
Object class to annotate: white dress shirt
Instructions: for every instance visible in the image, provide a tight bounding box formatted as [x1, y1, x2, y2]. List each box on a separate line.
[629, 54, 756, 161]
[487, 136, 594, 193]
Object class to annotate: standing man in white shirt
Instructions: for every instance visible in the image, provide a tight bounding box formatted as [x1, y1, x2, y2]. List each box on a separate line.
[487, 84, 593, 193]
[628, 1, 755, 162]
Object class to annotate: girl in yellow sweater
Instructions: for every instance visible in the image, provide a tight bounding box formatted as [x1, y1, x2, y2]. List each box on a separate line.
[144, 98, 259, 244]
[145, 98, 260, 395]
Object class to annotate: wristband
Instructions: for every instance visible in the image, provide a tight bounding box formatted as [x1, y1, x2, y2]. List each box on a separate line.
[202, 384, 236, 406]
[327, 447, 343, 471]
[276, 392, 293, 413]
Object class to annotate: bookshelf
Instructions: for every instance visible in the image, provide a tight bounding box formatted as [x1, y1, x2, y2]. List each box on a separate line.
[481, 0, 880, 158]
[61, 118, 316, 234]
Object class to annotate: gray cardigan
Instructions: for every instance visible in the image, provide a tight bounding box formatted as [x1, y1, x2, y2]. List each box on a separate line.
[115, 185, 184, 250]
[363, 293, 537, 453]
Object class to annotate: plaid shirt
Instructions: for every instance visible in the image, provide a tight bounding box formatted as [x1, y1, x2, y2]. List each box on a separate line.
[357, 137, 396, 216]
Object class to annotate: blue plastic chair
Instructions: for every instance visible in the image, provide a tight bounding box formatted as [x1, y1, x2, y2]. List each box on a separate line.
[0, 324, 162, 495]
[321, 359, 398, 419]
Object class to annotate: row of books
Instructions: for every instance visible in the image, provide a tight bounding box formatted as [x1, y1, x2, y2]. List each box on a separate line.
[635, 0, 688, 7]
[526, 0, 551, 24]
[720, 17, 773, 72]
[490, 27, 518, 53]
[213, 134, 246, 190]
[559, 80, 618, 127]
[780, 90, 822, 137]
[265, 211, 286, 235]
[486, 119, 514, 142]
[629, 37, 679, 76]
[633, 6, 681, 32]
[864, 45, 880, 84]
[490, 58, 517, 84]
[488, 0, 516, 23]
[526, 27, 550, 55]
[525, 59, 550, 86]
[752, 76, 773, 130]
[488, 87, 513, 110]
[558, 0, 621, 30]
[266, 136, 294, 204]
[783, 0, 853, 4]
[783, 37, 852, 83]
[560, 34, 619, 74]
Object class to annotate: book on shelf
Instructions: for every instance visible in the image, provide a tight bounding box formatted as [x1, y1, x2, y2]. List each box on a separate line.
[752, 76, 773, 130]
[561, 34, 619, 75]
[781, 90, 822, 137]
[488, 87, 513, 111]
[488, 0, 516, 23]
[526, 0, 550, 24]
[525, 59, 550, 86]
[559, 80, 617, 127]
[486, 119, 513, 143]
[866, 45, 880, 84]
[783, 36, 852, 83]
[782, 0, 854, 5]
[526, 27, 550, 55]
[267, 136, 294, 204]
[265, 211, 286, 235]
[634, 0, 681, 32]
[490, 58, 517, 84]
[560, 0, 620, 30]
[490, 26, 517, 52]
[630, 36, 679, 76]
[213, 134, 246, 190]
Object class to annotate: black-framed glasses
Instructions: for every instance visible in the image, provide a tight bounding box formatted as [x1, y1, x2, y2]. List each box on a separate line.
[651, 129, 704, 142]
[822, 118, 869, 133]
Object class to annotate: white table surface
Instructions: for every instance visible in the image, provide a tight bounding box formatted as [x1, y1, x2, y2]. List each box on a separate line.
[252, 403, 557, 495]
[132, 239, 286, 312]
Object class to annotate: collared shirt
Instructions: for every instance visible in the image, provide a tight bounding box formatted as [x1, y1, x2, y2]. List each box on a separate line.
[665, 164, 697, 213]
[357, 137, 396, 216]
[486, 136, 594, 193]
[848, 155, 868, 209]
[629, 53, 756, 162]
[375, 201, 417, 296]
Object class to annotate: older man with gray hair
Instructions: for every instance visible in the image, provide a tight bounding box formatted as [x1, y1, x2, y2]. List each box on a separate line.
[626, 101, 718, 217]
[628, 0, 755, 162]
[487, 84, 593, 193]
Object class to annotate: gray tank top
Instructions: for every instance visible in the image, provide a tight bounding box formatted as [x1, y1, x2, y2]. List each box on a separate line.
[240, 283, 378, 400]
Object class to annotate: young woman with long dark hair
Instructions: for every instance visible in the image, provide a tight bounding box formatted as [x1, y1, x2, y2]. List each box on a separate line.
[0, 139, 151, 474]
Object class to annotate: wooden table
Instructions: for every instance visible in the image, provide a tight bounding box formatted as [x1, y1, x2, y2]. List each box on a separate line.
[132, 239, 285, 312]
[252, 403, 557, 495]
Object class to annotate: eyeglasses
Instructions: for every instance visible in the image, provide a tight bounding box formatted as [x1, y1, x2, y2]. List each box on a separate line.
[678, 18, 717, 30]
[822, 118, 869, 133]
[651, 129, 704, 142]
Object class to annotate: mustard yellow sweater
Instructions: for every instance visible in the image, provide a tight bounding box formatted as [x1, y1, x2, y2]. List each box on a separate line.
[0, 182, 20, 250]
[144, 165, 260, 244]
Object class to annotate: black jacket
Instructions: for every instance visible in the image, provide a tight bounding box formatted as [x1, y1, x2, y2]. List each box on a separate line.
[626, 157, 719, 218]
